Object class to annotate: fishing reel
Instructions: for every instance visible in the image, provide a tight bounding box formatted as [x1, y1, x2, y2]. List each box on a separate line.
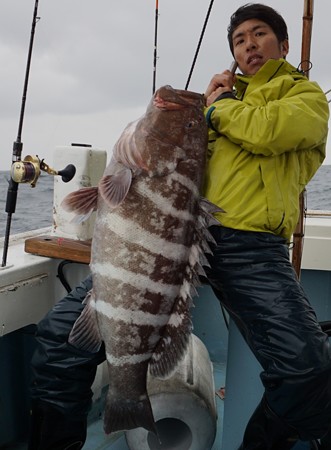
[11, 155, 76, 187]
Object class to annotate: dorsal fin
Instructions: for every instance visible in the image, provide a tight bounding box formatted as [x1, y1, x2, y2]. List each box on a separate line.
[149, 288, 193, 379]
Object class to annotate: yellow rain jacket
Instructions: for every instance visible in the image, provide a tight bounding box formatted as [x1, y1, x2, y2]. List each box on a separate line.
[204, 58, 329, 240]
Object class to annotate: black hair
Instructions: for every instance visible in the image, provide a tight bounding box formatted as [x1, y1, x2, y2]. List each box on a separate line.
[227, 3, 288, 54]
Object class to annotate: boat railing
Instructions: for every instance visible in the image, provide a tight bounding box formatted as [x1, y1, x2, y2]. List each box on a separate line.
[306, 209, 331, 218]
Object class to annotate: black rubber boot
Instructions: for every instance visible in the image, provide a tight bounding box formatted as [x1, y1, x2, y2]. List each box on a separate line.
[28, 400, 87, 450]
[320, 433, 331, 449]
[237, 396, 299, 450]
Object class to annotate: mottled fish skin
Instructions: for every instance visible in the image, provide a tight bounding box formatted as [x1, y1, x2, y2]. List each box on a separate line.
[62, 85, 219, 435]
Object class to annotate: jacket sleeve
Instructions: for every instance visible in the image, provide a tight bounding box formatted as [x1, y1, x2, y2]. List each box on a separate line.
[205, 77, 329, 160]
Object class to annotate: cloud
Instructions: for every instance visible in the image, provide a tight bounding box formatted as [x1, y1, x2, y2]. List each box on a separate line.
[0, 0, 330, 168]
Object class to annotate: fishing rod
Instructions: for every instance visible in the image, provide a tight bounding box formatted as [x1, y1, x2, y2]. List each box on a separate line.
[152, 0, 214, 93]
[185, 0, 215, 90]
[292, 0, 314, 278]
[1, 0, 40, 268]
[152, 0, 159, 94]
[1, 0, 76, 268]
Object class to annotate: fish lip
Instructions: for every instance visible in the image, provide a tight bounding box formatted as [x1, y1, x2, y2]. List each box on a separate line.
[154, 86, 204, 110]
[153, 95, 186, 111]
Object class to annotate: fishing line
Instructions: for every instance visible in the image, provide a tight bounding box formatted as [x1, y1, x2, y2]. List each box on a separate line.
[185, 0, 215, 90]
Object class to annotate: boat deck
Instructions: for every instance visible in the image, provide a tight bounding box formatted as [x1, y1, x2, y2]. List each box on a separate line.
[83, 363, 226, 450]
[82, 361, 310, 450]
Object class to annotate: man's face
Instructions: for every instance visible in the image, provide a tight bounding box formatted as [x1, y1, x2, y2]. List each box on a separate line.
[232, 18, 289, 75]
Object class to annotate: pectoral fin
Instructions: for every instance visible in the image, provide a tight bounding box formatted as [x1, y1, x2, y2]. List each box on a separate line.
[61, 187, 99, 221]
[99, 163, 132, 208]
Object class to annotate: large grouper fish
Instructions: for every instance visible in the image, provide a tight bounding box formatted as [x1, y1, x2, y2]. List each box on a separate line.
[62, 85, 219, 435]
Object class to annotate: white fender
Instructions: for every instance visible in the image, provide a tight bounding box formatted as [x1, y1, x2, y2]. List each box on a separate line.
[125, 334, 217, 450]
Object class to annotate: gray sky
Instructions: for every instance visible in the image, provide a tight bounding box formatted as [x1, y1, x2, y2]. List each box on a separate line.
[0, 0, 330, 173]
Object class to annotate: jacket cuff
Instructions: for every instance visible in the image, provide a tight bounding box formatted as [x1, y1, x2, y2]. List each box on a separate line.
[205, 92, 238, 131]
[205, 106, 217, 132]
[213, 91, 237, 102]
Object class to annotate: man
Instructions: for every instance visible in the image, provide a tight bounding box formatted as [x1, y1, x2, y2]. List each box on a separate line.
[203, 3, 330, 450]
[29, 3, 330, 450]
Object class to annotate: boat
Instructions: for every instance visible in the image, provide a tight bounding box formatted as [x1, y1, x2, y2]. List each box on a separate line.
[1, 143, 330, 450]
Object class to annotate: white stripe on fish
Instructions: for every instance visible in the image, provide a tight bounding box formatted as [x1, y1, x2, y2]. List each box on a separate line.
[95, 299, 172, 328]
[91, 261, 181, 298]
[168, 170, 201, 195]
[100, 214, 191, 261]
[135, 178, 197, 221]
[106, 351, 152, 367]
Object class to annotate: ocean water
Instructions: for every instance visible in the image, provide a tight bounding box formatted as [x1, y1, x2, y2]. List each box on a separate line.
[0, 172, 54, 237]
[0, 165, 331, 238]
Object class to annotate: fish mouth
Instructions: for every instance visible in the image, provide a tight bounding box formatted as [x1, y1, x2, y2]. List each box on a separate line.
[153, 95, 187, 110]
[154, 86, 204, 110]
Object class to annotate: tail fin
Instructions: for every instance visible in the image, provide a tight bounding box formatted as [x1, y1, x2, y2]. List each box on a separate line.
[104, 391, 157, 435]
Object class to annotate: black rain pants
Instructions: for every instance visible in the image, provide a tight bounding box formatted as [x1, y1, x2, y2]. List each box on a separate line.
[205, 226, 331, 441]
[30, 276, 105, 418]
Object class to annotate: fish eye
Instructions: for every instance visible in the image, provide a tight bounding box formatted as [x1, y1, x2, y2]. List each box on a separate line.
[186, 120, 196, 129]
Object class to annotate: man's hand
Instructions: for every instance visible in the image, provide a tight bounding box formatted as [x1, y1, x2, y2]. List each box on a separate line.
[205, 70, 236, 106]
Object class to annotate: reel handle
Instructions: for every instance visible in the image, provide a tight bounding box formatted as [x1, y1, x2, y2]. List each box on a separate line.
[57, 164, 76, 183]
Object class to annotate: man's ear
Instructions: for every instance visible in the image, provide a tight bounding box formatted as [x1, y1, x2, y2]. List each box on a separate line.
[281, 39, 289, 58]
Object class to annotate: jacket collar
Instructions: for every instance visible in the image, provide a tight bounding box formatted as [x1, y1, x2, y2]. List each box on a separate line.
[234, 59, 305, 99]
